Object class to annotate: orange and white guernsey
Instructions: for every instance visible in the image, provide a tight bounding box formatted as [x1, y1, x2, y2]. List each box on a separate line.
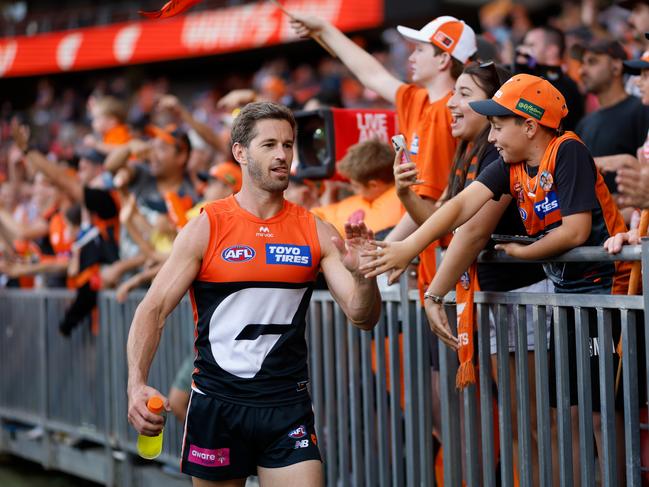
[189, 196, 321, 406]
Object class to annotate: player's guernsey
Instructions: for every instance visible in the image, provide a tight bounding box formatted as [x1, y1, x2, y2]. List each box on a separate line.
[189, 196, 321, 406]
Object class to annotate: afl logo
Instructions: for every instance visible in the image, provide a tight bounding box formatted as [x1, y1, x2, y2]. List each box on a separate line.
[519, 207, 528, 221]
[222, 245, 255, 263]
[288, 425, 307, 439]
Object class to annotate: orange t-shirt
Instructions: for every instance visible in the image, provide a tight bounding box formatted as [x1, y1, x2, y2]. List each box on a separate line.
[103, 124, 131, 145]
[311, 186, 404, 237]
[396, 84, 457, 295]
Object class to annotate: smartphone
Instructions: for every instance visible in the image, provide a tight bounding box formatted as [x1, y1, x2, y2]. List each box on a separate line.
[491, 234, 539, 245]
[391, 134, 412, 164]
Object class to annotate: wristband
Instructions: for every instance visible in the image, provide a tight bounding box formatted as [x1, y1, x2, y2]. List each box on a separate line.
[423, 292, 444, 305]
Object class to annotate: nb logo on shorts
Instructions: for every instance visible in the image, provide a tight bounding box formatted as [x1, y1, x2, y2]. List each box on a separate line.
[294, 439, 310, 449]
[266, 244, 312, 267]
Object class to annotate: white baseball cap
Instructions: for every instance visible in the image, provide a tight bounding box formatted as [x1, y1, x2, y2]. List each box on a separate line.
[397, 16, 477, 64]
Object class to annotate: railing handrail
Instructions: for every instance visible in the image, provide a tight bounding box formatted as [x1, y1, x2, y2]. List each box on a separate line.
[478, 243, 642, 264]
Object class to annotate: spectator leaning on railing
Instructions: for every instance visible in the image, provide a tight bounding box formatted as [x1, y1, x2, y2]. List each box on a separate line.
[361, 73, 636, 485]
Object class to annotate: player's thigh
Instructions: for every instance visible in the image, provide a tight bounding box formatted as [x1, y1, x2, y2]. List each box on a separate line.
[192, 477, 247, 487]
[257, 459, 323, 487]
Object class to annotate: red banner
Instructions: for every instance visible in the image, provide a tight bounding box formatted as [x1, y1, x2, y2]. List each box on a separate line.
[331, 108, 398, 162]
[0, 0, 383, 78]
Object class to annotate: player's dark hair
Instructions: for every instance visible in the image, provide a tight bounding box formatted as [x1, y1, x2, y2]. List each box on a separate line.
[230, 102, 296, 148]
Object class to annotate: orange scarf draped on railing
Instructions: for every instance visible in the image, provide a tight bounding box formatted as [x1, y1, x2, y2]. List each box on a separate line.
[455, 263, 480, 388]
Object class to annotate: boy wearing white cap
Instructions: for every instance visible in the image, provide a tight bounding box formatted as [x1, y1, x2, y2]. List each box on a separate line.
[291, 13, 477, 324]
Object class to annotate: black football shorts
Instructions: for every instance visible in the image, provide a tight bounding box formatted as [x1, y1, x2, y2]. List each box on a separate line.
[180, 391, 321, 481]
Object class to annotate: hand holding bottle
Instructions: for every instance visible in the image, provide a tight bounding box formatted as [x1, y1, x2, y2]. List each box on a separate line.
[136, 396, 166, 460]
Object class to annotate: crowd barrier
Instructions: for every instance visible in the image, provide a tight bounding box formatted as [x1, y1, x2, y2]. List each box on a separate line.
[0, 241, 648, 486]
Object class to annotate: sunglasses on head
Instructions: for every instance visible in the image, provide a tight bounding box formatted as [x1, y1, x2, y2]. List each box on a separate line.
[479, 61, 507, 86]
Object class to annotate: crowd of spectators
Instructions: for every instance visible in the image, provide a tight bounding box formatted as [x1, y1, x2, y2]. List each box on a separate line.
[1, 0, 649, 341]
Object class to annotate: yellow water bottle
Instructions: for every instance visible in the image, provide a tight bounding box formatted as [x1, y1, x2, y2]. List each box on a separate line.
[137, 396, 165, 460]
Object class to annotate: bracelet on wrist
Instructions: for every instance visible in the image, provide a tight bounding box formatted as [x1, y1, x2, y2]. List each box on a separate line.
[423, 292, 444, 305]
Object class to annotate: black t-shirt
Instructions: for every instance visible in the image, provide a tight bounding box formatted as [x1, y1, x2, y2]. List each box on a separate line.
[477, 140, 618, 293]
[576, 95, 649, 193]
[466, 144, 546, 291]
[83, 186, 120, 265]
[478, 140, 598, 218]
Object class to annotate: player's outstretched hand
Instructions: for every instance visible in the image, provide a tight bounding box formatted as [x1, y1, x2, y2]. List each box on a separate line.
[127, 384, 169, 436]
[331, 222, 375, 278]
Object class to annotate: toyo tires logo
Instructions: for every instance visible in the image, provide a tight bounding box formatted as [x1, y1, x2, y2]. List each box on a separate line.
[222, 245, 255, 263]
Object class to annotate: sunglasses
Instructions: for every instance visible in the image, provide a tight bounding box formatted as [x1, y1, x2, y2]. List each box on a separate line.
[479, 61, 508, 86]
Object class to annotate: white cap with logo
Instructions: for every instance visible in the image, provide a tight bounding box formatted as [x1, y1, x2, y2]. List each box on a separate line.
[397, 16, 477, 64]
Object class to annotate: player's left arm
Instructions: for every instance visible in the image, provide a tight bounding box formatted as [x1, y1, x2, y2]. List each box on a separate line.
[317, 219, 381, 330]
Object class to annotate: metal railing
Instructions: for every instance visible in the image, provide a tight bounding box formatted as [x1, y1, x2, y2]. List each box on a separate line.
[0, 241, 647, 486]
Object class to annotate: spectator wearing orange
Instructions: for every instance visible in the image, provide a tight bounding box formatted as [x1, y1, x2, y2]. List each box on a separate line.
[363, 74, 633, 485]
[290, 14, 476, 298]
[102, 126, 196, 288]
[13, 120, 121, 267]
[85, 96, 132, 152]
[0, 171, 71, 288]
[311, 140, 403, 239]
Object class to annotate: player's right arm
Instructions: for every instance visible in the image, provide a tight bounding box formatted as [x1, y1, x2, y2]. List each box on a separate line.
[126, 212, 209, 436]
[290, 15, 403, 104]
[360, 181, 495, 281]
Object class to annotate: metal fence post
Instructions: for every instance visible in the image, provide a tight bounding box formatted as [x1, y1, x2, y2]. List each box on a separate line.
[532, 305, 552, 486]
[439, 304, 461, 487]
[400, 276, 419, 487]
[621, 309, 641, 486]
[575, 307, 596, 486]
[514, 305, 533, 487]
[477, 303, 496, 487]
[496, 304, 514, 487]
[597, 308, 617, 487]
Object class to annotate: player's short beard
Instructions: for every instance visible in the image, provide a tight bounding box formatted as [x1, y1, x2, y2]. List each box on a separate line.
[247, 154, 289, 193]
